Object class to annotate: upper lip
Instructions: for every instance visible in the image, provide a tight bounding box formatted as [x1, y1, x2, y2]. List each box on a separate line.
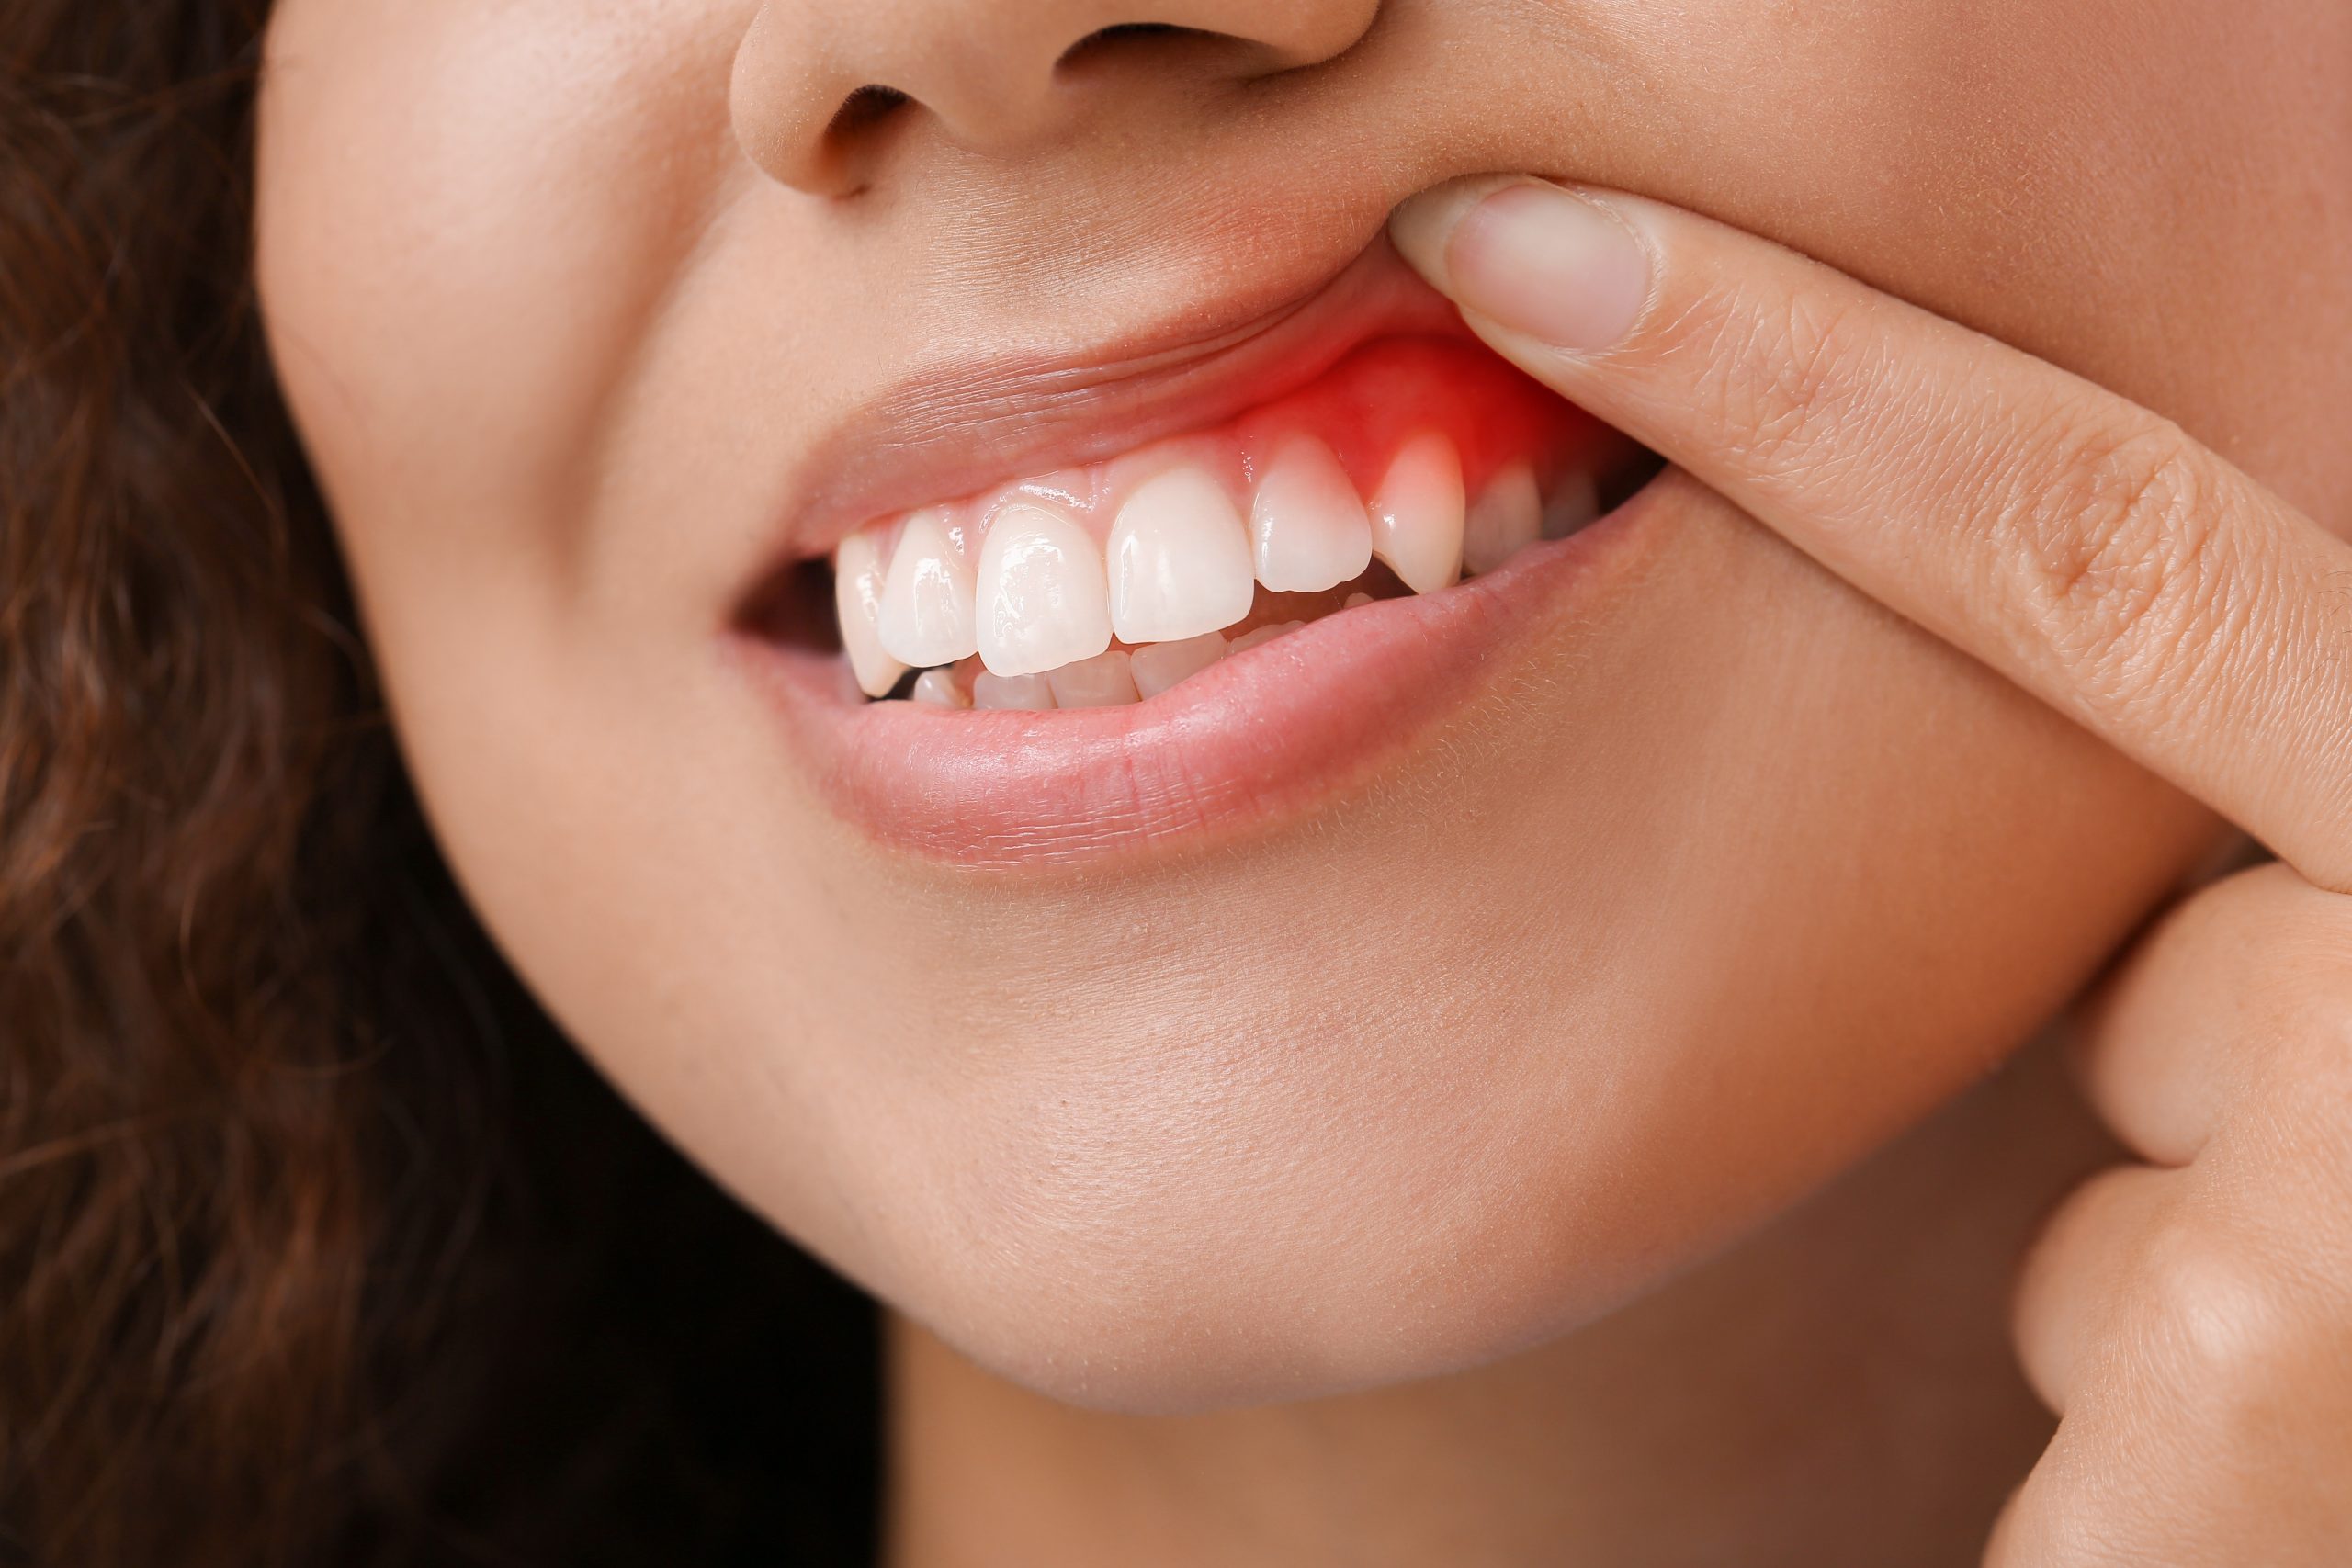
[734, 226, 1476, 600]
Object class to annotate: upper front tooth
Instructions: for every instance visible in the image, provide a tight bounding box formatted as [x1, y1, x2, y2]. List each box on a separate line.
[833, 530, 908, 698]
[1107, 466, 1257, 644]
[1463, 461, 1542, 575]
[1250, 435, 1373, 592]
[1369, 433, 1465, 595]
[877, 508, 978, 667]
[976, 502, 1114, 677]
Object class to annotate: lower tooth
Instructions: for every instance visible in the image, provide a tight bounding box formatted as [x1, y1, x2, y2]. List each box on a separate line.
[1343, 592, 1373, 609]
[1046, 649, 1139, 708]
[1129, 630, 1227, 697]
[911, 668, 969, 708]
[972, 671, 1056, 710]
[1542, 471, 1600, 540]
[1227, 619, 1306, 655]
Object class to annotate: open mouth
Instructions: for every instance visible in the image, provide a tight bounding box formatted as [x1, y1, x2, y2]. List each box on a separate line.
[729, 250, 1667, 861]
[797, 336, 1652, 710]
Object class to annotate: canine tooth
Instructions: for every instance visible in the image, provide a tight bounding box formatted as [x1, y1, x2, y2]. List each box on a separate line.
[1046, 649, 1140, 708]
[833, 530, 908, 698]
[1543, 470, 1600, 540]
[1369, 434, 1465, 595]
[972, 671, 1056, 710]
[1250, 436, 1373, 592]
[911, 668, 968, 708]
[1226, 619, 1306, 655]
[1463, 462, 1543, 575]
[1128, 631, 1227, 697]
[877, 508, 978, 667]
[1108, 466, 1256, 644]
[976, 502, 1113, 677]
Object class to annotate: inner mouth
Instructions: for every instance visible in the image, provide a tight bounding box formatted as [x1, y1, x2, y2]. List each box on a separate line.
[752, 335, 1661, 711]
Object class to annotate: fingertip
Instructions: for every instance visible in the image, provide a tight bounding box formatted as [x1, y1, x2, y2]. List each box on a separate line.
[1386, 175, 1552, 296]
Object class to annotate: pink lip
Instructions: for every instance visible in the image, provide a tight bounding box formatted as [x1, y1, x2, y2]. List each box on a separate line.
[729, 478, 1669, 865]
[737, 238, 1468, 583]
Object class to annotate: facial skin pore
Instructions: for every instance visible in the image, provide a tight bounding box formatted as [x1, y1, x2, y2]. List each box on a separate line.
[254, 0, 2349, 1551]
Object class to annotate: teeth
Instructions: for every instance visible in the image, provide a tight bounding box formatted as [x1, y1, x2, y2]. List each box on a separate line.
[1543, 471, 1600, 540]
[1250, 436, 1373, 593]
[1046, 648, 1140, 708]
[1343, 592, 1373, 609]
[1226, 619, 1306, 655]
[1368, 434, 1465, 595]
[1462, 462, 1543, 575]
[833, 531, 909, 698]
[972, 670, 1056, 710]
[976, 502, 1114, 677]
[840, 429, 1593, 701]
[1107, 466, 1256, 645]
[911, 668, 968, 708]
[1128, 630, 1227, 697]
[877, 508, 978, 667]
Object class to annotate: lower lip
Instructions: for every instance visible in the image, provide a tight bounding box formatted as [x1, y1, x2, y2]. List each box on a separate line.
[730, 475, 1672, 865]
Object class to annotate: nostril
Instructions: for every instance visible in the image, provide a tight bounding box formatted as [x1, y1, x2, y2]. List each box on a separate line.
[1056, 22, 1219, 76]
[1075, 21, 1182, 47]
[828, 83, 910, 139]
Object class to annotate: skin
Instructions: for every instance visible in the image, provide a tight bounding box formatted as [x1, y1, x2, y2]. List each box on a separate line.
[251, 0, 2352, 1560]
[1386, 176, 2352, 1561]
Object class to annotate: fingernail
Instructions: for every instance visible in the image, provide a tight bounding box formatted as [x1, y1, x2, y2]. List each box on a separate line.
[1391, 180, 1651, 355]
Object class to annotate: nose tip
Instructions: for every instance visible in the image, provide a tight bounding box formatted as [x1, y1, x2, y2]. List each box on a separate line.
[732, 0, 1381, 197]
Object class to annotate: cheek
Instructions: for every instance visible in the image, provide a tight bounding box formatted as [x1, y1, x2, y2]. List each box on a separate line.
[256, 0, 752, 645]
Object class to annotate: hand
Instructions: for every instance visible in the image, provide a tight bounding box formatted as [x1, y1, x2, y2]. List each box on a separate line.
[1390, 177, 2352, 1563]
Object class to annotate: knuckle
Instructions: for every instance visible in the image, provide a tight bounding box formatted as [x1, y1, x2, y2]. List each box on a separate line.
[1996, 402, 2235, 723]
[2127, 1220, 2302, 1411]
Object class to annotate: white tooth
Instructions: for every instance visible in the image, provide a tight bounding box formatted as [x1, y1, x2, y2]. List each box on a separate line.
[1128, 631, 1227, 698]
[972, 671, 1057, 710]
[1542, 470, 1600, 540]
[833, 530, 908, 698]
[1107, 466, 1256, 644]
[1250, 436, 1372, 593]
[1462, 462, 1543, 575]
[877, 507, 978, 667]
[1046, 649, 1140, 709]
[1369, 434, 1465, 595]
[975, 502, 1114, 677]
[1226, 619, 1306, 655]
[1343, 592, 1373, 609]
[911, 668, 969, 708]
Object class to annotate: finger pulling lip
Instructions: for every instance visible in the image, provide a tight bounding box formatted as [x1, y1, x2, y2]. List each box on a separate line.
[729, 478, 1669, 867]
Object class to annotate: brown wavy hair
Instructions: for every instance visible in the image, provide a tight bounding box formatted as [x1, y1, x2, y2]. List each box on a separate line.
[0, 6, 876, 1564]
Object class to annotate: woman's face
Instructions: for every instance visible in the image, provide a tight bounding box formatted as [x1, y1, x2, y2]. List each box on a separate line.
[255, 0, 2349, 1409]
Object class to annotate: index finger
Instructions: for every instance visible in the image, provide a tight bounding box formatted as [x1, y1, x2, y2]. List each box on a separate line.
[1391, 177, 2352, 890]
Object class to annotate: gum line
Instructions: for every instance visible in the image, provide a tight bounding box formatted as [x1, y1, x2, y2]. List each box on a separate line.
[833, 337, 1627, 702]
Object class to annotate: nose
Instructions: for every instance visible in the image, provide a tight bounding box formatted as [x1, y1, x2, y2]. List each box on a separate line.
[732, 0, 1381, 196]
